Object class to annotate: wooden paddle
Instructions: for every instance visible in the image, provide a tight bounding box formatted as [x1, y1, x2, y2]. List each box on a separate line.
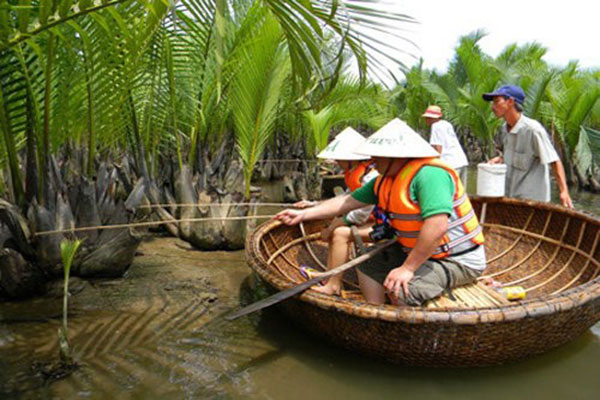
[225, 238, 397, 320]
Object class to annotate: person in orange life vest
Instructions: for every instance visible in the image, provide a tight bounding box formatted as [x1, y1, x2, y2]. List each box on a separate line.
[276, 119, 486, 305]
[293, 127, 378, 295]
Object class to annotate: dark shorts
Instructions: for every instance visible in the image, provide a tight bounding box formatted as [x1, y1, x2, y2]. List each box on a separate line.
[357, 242, 481, 306]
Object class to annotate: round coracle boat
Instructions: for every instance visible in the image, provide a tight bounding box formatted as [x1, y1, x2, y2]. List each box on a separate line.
[245, 197, 600, 367]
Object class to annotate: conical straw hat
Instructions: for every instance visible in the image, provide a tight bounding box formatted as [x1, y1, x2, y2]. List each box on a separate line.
[354, 118, 438, 158]
[317, 127, 369, 160]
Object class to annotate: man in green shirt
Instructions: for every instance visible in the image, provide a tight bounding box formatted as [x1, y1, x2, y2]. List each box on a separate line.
[276, 119, 486, 306]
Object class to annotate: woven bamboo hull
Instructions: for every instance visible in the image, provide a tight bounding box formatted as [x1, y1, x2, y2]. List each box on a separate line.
[245, 197, 600, 366]
[275, 296, 599, 367]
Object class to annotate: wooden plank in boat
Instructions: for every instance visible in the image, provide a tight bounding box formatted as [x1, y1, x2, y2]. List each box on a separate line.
[340, 290, 363, 301]
[423, 282, 511, 309]
[472, 282, 512, 306]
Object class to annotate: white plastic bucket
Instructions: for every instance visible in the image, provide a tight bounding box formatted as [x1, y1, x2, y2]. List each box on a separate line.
[477, 163, 507, 197]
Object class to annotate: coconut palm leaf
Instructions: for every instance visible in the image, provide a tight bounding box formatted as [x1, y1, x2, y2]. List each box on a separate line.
[390, 60, 434, 130]
[302, 75, 389, 155]
[447, 30, 495, 88]
[0, 0, 131, 51]
[263, 0, 414, 86]
[0, 0, 169, 198]
[418, 33, 502, 151]
[0, 73, 25, 204]
[547, 69, 600, 156]
[574, 125, 600, 181]
[523, 70, 555, 121]
[231, 15, 290, 198]
[304, 105, 336, 154]
[494, 42, 548, 84]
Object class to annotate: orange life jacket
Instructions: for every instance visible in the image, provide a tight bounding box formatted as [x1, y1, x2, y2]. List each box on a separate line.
[374, 158, 484, 258]
[344, 161, 373, 191]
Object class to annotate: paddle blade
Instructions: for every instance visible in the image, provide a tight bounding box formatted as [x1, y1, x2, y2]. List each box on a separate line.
[225, 238, 396, 320]
[225, 279, 316, 320]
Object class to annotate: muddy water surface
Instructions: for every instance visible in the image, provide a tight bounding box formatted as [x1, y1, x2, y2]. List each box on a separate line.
[1, 184, 600, 399]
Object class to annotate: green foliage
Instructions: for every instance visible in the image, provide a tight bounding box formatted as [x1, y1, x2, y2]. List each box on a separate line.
[546, 70, 600, 158]
[0, 1, 170, 196]
[391, 60, 433, 132]
[573, 126, 600, 177]
[304, 75, 390, 155]
[393, 30, 600, 167]
[304, 106, 335, 155]
[0, 1, 432, 204]
[232, 15, 290, 199]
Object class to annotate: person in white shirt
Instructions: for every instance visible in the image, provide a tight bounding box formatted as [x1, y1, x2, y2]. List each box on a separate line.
[422, 105, 469, 185]
[482, 84, 573, 208]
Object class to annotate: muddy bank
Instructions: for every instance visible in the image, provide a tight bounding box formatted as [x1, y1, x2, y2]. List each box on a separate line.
[0, 235, 249, 397]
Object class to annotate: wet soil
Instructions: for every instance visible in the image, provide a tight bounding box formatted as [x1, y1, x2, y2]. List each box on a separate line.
[0, 235, 252, 398]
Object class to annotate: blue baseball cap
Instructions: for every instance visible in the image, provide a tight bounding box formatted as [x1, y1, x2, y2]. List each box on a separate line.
[482, 85, 525, 105]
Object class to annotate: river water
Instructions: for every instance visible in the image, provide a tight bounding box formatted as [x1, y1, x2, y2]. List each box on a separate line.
[1, 179, 599, 399]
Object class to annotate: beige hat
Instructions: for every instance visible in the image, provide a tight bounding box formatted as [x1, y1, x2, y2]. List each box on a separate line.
[317, 127, 369, 160]
[353, 118, 439, 158]
[421, 105, 443, 119]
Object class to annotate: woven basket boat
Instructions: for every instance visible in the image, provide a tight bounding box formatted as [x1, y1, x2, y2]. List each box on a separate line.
[245, 197, 600, 367]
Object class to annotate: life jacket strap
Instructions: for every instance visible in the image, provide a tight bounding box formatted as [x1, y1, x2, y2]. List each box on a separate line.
[433, 225, 483, 255]
[388, 212, 423, 221]
[447, 208, 475, 229]
[452, 193, 468, 207]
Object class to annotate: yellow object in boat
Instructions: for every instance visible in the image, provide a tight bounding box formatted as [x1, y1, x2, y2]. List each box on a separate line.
[498, 286, 526, 301]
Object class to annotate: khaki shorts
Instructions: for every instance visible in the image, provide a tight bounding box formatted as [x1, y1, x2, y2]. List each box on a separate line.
[357, 242, 481, 306]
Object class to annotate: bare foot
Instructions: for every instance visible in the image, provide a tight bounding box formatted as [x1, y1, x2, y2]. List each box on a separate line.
[312, 283, 341, 296]
[481, 277, 502, 288]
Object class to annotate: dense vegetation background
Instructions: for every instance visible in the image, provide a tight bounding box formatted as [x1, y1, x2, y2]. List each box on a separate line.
[1, 1, 599, 207]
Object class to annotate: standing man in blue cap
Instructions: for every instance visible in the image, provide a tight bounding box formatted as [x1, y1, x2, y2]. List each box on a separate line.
[482, 85, 573, 208]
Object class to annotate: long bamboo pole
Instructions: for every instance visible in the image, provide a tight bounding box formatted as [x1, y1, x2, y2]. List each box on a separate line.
[138, 202, 293, 209]
[34, 214, 278, 237]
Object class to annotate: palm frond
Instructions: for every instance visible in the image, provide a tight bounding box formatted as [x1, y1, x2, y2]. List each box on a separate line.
[231, 15, 290, 198]
[0, 0, 131, 51]
[524, 70, 555, 121]
[304, 105, 336, 154]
